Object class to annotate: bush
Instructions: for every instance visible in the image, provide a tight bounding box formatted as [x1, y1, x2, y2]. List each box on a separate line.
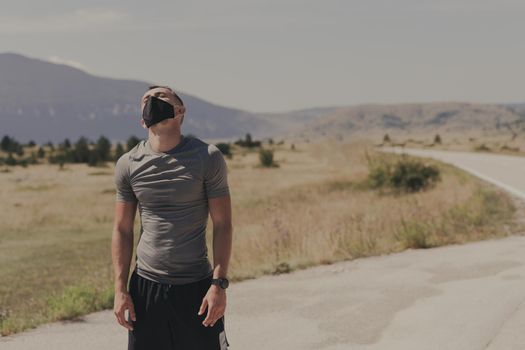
[259, 148, 278, 168]
[391, 159, 440, 192]
[368, 162, 392, 189]
[215, 142, 232, 157]
[368, 155, 441, 193]
[37, 147, 45, 158]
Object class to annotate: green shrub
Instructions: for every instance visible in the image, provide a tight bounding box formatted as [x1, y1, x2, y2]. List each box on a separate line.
[215, 142, 231, 157]
[368, 162, 392, 189]
[390, 159, 440, 192]
[259, 148, 278, 167]
[368, 155, 441, 193]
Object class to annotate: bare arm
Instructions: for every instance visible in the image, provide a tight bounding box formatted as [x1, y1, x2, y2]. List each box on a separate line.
[199, 195, 233, 327]
[111, 200, 138, 330]
[210, 195, 233, 279]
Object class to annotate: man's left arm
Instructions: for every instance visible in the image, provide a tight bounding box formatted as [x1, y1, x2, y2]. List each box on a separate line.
[199, 195, 233, 327]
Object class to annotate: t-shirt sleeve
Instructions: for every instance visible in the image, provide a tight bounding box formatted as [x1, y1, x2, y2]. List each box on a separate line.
[203, 145, 230, 199]
[114, 154, 138, 203]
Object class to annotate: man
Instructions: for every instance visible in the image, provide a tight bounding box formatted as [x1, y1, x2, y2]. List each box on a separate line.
[112, 85, 232, 350]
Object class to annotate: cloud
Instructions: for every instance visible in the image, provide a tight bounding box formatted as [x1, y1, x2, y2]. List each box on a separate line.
[48, 56, 88, 71]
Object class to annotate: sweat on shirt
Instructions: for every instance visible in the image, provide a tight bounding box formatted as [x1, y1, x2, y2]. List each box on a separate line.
[113, 134, 230, 285]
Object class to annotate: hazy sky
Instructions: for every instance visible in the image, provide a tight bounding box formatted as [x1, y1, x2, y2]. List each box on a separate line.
[1, 0, 524, 112]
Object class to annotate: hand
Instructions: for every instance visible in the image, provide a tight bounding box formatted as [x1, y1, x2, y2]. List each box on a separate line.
[114, 290, 136, 331]
[198, 285, 226, 327]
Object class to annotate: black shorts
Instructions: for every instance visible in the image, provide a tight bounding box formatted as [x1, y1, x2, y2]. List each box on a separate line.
[127, 269, 230, 350]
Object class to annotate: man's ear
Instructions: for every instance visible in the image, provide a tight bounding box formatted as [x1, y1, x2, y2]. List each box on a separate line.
[140, 118, 147, 129]
[177, 106, 186, 125]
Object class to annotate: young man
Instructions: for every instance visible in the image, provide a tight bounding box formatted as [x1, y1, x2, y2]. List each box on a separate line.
[112, 85, 232, 350]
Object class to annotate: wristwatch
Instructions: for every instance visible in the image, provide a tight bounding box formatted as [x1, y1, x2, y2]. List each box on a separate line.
[211, 278, 229, 289]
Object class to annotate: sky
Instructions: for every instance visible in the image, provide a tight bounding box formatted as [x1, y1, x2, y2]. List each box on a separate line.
[1, 0, 525, 113]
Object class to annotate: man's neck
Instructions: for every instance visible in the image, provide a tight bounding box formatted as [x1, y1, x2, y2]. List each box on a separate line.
[148, 133, 183, 153]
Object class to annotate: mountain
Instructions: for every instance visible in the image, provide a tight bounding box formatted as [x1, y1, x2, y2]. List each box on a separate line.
[0, 52, 289, 144]
[2, 53, 525, 145]
[293, 102, 525, 141]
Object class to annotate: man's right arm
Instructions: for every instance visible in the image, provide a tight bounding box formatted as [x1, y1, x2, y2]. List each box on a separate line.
[112, 200, 138, 330]
[112, 154, 139, 330]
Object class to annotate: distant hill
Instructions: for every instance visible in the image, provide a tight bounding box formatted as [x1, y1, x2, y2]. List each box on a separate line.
[0, 53, 291, 144]
[292, 102, 525, 141]
[2, 53, 525, 145]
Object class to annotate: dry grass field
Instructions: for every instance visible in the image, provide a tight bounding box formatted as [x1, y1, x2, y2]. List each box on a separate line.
[0, 139, 522, 336]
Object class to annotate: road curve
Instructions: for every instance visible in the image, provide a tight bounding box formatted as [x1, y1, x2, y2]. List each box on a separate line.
[382, 147, 525, 200]
[2, 148, 525, 350]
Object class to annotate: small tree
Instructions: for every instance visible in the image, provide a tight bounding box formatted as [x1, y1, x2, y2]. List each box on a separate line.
[96, 135, 111, 161]
[88, 150, 101, 167]
[1, 135, 24, 154]
[1, 135, 11, 151]
[74, 136, 90, 163]
[434, 134, 442, 145]
[114, 142, 125, 161]
[383, 134, 391, 143]
[127, 136, 141, 151]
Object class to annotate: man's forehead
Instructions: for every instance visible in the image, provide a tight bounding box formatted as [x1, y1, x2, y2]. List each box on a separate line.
[142, 87, 173, 99]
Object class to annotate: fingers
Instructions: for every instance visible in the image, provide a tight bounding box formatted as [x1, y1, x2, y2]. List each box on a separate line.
[121, 308, 134, 331]
[114, 310, 124, 328]
[129, 301, 137, 322]
[124, 308, 134, 331]
[116, 309, 132, 331]
[114, 302, 135, 331]
[202, 305, 225, 327]
[202, 306, 215, 327]
[198, 297, 208, 316]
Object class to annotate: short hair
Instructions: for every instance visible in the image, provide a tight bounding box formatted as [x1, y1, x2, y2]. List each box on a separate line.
[146, 85, 184, 106]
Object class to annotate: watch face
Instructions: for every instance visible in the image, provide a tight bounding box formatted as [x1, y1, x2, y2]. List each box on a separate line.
[220, 279, 229, 289]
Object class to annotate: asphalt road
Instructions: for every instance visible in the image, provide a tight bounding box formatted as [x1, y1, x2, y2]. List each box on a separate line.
[2, 148, 525, 350]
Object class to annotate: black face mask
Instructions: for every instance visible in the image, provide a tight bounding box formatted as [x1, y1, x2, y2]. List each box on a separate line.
[142, 96, 175, 128]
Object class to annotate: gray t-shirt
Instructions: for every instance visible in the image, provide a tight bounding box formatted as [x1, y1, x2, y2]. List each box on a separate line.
[113, 135, 230, 285]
